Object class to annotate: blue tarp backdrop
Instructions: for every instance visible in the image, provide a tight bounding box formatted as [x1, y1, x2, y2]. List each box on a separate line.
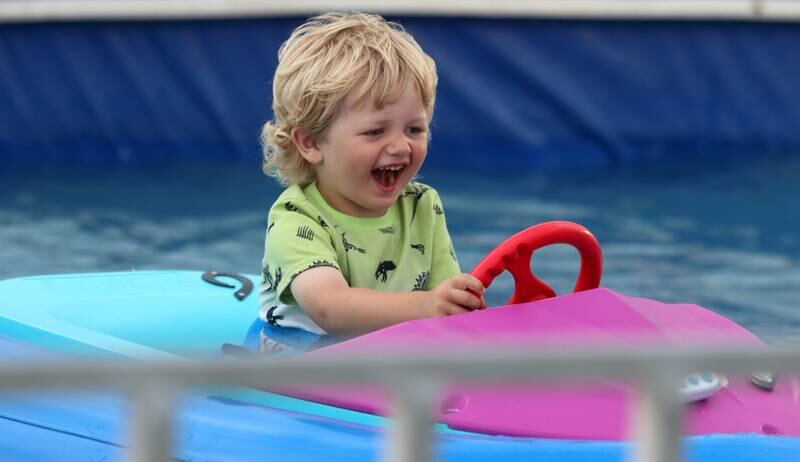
[1, 17, 799, 170]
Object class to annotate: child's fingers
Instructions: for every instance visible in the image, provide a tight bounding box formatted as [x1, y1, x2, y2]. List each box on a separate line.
[442, 303, 472, 316]
[458, 274, 486, 309]
[450, 285, 484, 310]
[460, 274, 486, 294]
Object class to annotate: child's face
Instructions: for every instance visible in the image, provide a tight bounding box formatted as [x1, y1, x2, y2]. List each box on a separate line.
[314, 84, 429, 217]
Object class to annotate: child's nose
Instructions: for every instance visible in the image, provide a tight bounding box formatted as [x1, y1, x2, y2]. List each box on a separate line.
[385, 133, 411, 156]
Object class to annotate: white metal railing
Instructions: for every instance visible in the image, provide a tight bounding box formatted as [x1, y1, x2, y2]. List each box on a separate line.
[1, 345, 798, 462]
[2, 0, 800, 23]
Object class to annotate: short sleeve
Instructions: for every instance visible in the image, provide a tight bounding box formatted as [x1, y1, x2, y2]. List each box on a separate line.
[264, 200, 340, 304]
[424, 189, 461, 289]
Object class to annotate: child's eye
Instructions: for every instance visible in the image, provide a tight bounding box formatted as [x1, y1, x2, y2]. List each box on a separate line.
[363, 128, 383, 136]
[407, 126, 427, 136]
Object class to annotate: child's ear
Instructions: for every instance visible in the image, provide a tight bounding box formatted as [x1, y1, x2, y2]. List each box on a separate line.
[291, 127, 323, 165]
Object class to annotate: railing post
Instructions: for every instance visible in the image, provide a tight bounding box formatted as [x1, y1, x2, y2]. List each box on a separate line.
[633, 372, 684, 462]
[387, 379, 438, 462]
[128, 381, 176, 462]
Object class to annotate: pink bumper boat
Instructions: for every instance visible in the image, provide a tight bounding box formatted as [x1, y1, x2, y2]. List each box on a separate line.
[276, 222, 800, 440]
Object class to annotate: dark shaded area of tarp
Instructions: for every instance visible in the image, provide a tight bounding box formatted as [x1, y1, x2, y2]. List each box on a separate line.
[1, 17, 799, 171]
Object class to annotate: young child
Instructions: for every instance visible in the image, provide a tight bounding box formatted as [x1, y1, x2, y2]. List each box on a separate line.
[259, 12, 486, 341]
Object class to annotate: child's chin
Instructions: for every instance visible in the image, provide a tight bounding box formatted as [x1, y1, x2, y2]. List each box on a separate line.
[368, 195, 399, 214]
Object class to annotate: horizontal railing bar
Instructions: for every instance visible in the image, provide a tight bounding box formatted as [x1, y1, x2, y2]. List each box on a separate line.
[1, 0, 799, 23]
[1, 345, 799, 392]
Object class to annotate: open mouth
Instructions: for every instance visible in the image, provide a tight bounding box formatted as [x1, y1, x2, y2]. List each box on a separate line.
[371, 165, 405, 189]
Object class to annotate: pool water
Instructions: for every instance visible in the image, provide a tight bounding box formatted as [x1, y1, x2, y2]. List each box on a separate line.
[1, 156, 798, 344]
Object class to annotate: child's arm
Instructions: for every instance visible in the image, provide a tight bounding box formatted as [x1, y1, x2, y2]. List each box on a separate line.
[291, 266, 486, 337]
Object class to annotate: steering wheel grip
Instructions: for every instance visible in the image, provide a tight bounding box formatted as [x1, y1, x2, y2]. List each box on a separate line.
[470, 221, 603, 305]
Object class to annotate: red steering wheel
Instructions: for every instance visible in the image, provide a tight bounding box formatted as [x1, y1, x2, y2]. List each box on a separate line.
[470, 221, 603, 305]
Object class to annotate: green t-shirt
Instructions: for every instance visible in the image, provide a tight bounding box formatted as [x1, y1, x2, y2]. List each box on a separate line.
[259, 181, 460, 334]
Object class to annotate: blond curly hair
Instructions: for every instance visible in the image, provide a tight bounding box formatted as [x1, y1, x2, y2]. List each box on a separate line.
[261, 12, 438, 186]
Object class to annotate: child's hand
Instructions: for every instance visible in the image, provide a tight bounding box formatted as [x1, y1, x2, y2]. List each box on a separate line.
[425, 274, 487, 317]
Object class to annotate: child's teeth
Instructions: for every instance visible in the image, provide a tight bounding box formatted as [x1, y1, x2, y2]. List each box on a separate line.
[374, 166, 403, 186]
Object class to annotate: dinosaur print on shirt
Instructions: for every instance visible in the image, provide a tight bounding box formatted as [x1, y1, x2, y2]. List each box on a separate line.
[342, 233, 366, 253]
[266, 305, 285, 327]
[412, 271, 429, 291]
[404, 183, 430, 222]
[263, 264, 281, 291]
[375, 261, 397, 282]
[289, 260, 338, 281]
[260, 182, 460, 334]
[296, 225, 315, 241]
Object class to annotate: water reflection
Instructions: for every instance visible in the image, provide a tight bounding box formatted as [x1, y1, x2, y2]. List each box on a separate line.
[1, 157, 798, 344]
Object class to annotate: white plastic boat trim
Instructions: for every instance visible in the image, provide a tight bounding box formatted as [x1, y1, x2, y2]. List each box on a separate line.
[1, 0, 800, 23]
